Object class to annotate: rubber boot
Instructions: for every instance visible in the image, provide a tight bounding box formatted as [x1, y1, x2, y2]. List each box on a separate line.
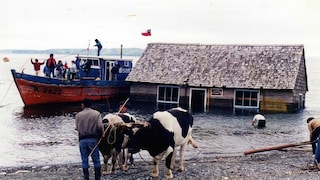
[82, 168, 89, 180]
[94, 167, 101, 180]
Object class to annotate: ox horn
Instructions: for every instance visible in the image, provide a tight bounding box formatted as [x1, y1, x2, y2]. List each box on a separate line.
[131, 121, 149, 128]
[118, 122, 147, 129]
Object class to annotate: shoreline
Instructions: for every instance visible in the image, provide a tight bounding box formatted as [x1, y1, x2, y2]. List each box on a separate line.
[1, 147, 319, 179]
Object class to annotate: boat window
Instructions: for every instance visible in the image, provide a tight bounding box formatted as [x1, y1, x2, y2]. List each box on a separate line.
[80, 58, 100, 68]
[124, 61, 130, 67]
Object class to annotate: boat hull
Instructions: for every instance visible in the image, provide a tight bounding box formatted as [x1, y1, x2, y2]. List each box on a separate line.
[11, 69, 129, 106]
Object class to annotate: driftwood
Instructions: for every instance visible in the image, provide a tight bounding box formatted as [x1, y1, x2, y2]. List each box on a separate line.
[244, 141, 312, 155]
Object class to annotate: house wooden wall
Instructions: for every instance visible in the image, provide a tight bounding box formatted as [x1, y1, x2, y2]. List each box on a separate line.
[130, 82, 305, 113]
[129, 83, 158, 102]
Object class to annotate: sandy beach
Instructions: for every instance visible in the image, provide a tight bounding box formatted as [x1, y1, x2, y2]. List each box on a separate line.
[1, 146, 319, 180]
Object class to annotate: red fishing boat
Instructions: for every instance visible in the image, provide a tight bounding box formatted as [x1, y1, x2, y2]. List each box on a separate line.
[11, 55, 133, 106]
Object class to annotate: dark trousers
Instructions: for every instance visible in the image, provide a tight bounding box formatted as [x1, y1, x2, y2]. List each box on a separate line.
[257, 120, 266, 129]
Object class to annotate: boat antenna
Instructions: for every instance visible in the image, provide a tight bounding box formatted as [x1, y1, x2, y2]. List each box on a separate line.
[120, 44, 123, 59]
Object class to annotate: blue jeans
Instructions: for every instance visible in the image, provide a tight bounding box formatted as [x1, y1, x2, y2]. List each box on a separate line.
[48, 67, 55, 78]
[79, 138, 101, 169]
[315, 134, 320, 163]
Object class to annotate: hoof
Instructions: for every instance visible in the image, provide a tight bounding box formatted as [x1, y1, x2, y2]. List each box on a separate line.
[166, 175, 174, 179]
[150, 172, 159, 178]
[123, 166, 128, 171]
[177, 167, 184, 172]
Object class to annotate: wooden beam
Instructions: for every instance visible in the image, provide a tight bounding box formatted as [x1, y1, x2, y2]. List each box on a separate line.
[244, 141, 312, 155]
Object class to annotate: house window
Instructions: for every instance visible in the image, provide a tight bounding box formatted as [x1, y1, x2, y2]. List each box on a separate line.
[234, 90, 259, 109]
[157, 86, 180, 104]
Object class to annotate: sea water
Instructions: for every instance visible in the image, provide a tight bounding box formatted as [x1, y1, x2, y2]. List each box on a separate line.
[0, 53, 319, 167]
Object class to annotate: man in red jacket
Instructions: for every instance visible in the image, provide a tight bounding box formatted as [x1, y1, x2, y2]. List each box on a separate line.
[46, 54, 57, 78]
[30, 58, 45, 76]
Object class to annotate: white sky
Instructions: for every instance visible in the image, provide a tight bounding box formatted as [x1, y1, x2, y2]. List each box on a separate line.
[0, 0, 319, 56]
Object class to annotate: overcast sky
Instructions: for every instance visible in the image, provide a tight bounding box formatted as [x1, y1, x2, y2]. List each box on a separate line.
[0, 0, 319, 56]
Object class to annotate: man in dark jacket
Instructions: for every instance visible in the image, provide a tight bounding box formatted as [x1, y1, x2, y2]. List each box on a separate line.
[94, 39, 102, 56]
[75, 98, 103, 180]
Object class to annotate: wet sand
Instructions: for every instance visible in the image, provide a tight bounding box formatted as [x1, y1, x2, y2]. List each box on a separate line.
[1, 147, 319, 180]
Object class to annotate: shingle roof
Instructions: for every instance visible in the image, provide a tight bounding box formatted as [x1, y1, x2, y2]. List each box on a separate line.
[126, 43, 305, 89]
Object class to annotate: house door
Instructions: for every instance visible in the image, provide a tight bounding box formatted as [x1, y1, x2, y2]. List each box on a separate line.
[190, 88, 206, 112]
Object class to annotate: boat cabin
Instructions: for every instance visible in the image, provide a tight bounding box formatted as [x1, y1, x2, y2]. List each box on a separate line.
[76, 56, 133, 81]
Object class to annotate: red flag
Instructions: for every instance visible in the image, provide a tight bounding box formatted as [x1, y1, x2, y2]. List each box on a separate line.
[141, 29, 151, 36]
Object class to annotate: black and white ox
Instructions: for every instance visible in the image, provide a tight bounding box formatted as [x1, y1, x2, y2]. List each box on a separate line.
[123, 107, 198, 179]
[98, 113, 136, 175]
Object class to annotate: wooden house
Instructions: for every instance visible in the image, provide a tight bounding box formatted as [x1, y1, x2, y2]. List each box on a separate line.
[126, 43, 308, 113]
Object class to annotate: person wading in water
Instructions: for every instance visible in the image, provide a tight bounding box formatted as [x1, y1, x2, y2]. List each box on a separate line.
[251, 113, 266, 129]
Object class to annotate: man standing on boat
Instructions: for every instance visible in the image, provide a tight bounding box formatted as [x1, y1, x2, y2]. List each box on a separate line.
[75, 98, 103, 180]
[30, 58, 45, 76]
[46, 54, 57, 78]
[94, 39, 102, 56]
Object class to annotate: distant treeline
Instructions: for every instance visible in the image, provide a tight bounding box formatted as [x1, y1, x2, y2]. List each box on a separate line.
[0, 48, 144, 57]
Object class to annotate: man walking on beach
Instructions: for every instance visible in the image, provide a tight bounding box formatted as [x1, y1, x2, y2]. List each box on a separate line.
[307, 117, 320, 168]
[75, 98, 103, 180]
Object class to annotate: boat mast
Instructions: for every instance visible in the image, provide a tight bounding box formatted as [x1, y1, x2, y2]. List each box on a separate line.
[87, 40, 90, 56]
[120, 44, 123, 59]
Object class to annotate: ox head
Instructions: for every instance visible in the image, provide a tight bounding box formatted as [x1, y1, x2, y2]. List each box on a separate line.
[102, 113, 124, 125]
[115, 112, 137, 123]
[124, 120, 149, 128]
[117, 120, 150, 154]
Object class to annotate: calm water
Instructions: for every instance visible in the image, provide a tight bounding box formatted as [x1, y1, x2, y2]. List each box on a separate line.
[0, 53, 319, 167]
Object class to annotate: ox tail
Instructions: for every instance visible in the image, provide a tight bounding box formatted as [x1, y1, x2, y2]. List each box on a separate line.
[188, 135, 198, 148]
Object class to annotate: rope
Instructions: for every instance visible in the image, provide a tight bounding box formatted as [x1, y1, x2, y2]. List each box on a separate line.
[0, 58, 30, 105]
[54, 49, 89, 59]
[19, 58, 30, 72]
[0, 80, 14, 105]
[137, 151, 148, 163]
[88, 98, 130, 156]
[106, 124, 120, 145]
[88, 122, 125, 157]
